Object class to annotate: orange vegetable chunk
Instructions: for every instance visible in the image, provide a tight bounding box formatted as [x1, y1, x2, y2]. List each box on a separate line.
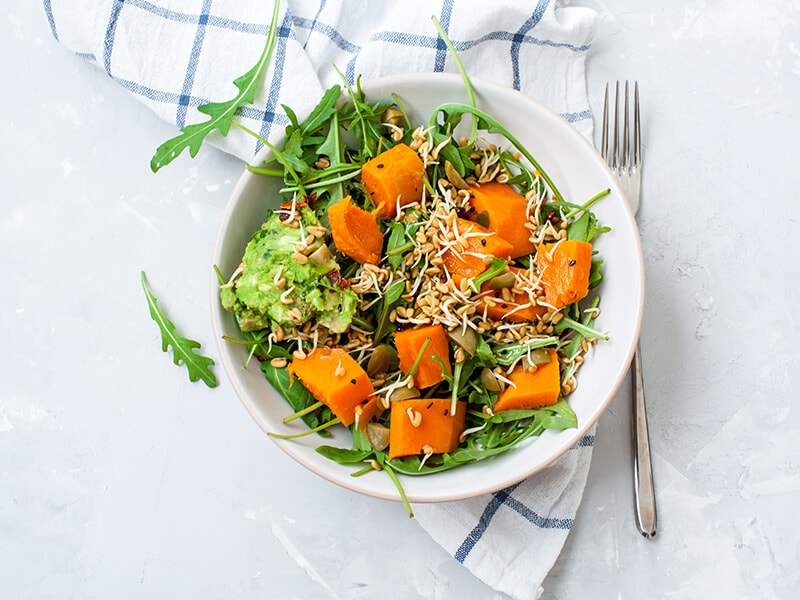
[476, 266, 547, 323]
[394, 324, 452, 389]
[361, 143, 425, 219]
[493, 348, 561, 412]
[536, 239, 593, 309]
[442, 218, 514, 285]
[467, 181, 536, 258]
[388, 398, 467, 459]
[287, 347, 374, 426]
[328, 196, 384, 265]
[353, 397, 380, 431]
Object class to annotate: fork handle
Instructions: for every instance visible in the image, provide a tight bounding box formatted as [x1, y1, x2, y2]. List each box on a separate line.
[632, 343, 657, 538]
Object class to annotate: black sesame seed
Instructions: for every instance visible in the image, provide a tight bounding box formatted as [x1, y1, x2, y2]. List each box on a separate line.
[501, 303, 508, 309]
[427, 402, 433, 409]
[350, 378, 357, 385]
[569, 259, 576, 266]
[480, 239, 487, 246]
[444, 409, 449, 416]
[337, 304, 343, 312]
[377, 163, 384, 169]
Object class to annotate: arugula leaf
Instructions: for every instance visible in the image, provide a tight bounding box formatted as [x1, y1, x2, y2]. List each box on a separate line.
[300, 85, 342, 135]
[428, 102, 564, 202]
[141, 271, 217, 387]
[316, 445, 372, 464]
[470, 257, 508, 292]
[567, 210, 611, 243]
[372, 280, 406, 343]
[149, 1, 281, 172]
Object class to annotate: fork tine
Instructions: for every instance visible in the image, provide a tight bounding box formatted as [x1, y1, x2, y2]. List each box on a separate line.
[622, 81, 630, 170]
[612, 81, 620, 170]
[633, 81, 641, 168]
[601, 83, 609, 161]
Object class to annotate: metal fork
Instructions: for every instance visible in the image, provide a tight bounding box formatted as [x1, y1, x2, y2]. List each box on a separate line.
[601, 81, 657, 538]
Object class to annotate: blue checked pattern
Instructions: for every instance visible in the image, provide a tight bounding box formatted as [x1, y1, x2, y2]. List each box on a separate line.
[44, 0, 595, 162]
[45, 2, 598, 598]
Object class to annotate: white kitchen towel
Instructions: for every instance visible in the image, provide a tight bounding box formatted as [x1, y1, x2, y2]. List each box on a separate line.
[45, 1, 597, 598]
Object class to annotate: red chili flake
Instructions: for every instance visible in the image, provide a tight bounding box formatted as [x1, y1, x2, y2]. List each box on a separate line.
[324, 269, 350, 289]
[544, 209, 562, 226]
[302, 191, 318, 207]
[279, 200, 308, 221]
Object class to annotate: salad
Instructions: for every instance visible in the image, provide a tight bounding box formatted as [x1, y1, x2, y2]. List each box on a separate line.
[217, 77, 609, 509]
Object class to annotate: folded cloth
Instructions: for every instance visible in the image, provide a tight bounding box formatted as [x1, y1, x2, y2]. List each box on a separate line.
[45, 1, 597, 597]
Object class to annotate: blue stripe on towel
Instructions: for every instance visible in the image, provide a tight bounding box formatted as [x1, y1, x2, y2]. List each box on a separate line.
[175, 0, 213, 128]
[102, 0, 125, 75]
[42, 0, 58, 40]
[48, 0, 593, 165]
[255, 13, 295, 154]
[511, 0, 550, 90]
[454, 472, 578, 563]
[433, 0, 454, 72]
[455, 483, 523, 563]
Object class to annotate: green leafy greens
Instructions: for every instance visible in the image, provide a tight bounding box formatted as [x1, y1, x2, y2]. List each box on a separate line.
[141, 271, 217, 387]
[149, 1, 281, 172]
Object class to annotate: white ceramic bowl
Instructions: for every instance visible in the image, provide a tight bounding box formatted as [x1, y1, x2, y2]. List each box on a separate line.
[210, 73, 644, 503]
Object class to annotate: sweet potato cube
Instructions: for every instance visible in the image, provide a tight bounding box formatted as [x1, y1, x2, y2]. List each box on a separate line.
[442, 218, 514, 285]
[361, 143, 425, 219]
[328, 196, 384, 265]
[476, 266, 547, 323]
[288, 347, 374, 426]
[388, 398, 467, 459]
[394, 324, 452, 389]
[467, 181, 536, 258]
[353, 397, 381, 431]
[492, 348, 561, 412]
[536, 240, 593, 309]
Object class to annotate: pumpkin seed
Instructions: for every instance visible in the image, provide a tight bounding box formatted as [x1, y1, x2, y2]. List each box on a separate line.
[308, 244, 333, 265]
[387, 385, 419, 402]
[365, 422, 390, 451]
[381, 108, 404, 128]
[444, 160, 469, 190]
[367, 344, 391, 376]
[446, 327, 477, 356]
[474, 210, 491, 228]
[486, 269, 516, 289]
[522, 348, 551, 371]
[480, 367, 504, 393]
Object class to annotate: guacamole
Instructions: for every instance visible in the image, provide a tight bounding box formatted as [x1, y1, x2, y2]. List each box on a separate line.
[220, 206, 358, 334]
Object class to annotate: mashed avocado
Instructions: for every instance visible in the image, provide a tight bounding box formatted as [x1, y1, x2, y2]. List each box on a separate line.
[220, 206, 358, 333]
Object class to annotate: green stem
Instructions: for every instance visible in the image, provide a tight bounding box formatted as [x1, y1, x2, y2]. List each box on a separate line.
[382, 461, 414, 518]
[283, 401, 324, 424]
[268, 417, 340, 439]
[405, 337, 432, 379]
[431, 15, 477, 143]
[350, 464, 374, 477]
[386, 241, 415, 256]
[564, 188, 611, 220]
[230, 120, 306, 196]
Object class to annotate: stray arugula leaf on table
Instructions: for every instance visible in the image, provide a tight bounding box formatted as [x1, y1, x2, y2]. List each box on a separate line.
[141, 271, 217, 388]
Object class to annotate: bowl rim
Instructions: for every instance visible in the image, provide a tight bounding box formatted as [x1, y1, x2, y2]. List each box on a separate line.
[210, 71, 644, 503]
